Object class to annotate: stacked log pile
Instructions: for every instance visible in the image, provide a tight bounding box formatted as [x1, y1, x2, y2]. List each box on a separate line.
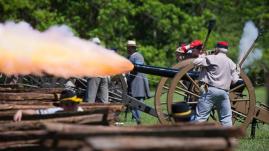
[0, 86, 124, 150]
[0, 87, 124, 124]
[0, 86, 244, 151]
[0, 122, 244, 151]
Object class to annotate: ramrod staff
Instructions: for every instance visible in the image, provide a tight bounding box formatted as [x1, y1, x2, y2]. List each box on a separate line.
[238, 32, 262, 68]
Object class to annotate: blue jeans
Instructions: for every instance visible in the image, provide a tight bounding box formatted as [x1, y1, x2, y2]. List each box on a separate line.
[195, 86, 232, 127]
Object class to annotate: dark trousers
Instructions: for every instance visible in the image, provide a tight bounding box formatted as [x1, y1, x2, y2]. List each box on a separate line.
[131, 97, 144, 124]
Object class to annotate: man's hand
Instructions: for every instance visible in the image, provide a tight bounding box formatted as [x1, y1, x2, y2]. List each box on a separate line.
[236, 64, 241, 74]
[13, 110, 23, 122]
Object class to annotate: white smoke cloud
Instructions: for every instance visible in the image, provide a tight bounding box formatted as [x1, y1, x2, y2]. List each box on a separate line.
[0, 21, 133, 77]
[238, 21, 262, 68]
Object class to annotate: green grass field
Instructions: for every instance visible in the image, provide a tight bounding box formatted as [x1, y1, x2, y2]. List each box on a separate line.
[119, 87, 269, 151]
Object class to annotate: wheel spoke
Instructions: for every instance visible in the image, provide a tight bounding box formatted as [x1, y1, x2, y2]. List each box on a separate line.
[175, 87, 200, 98]
[229, 84, 245, 92]
[178, 81, 188, 89]
[185, 73, 200, 90]
[231, 98, 250, 102]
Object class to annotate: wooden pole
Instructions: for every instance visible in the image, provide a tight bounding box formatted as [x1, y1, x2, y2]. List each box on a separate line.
[0, 87, 64, 93]
[86, 136, 236, 151]
[0, 140, 40, 150]
[0, 93, 56, 100]
[266, 71, 269, 106]
[0, 103, 124, 112]
[0, 109, 115, 123]
[0, 130, 46, 141]
[43, 123, 244, 138]
[0, 121, 44, 131]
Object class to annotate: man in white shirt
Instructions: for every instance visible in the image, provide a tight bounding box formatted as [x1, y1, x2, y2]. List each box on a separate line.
[193, 41, 239, 127]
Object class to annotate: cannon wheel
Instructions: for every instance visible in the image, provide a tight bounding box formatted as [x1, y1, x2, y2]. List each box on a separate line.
[166, 62, 256, 130]
[154, 59, 193, 124]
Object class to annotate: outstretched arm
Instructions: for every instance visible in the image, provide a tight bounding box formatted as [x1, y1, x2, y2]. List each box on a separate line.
[13, 109, 37, 122]
[193, 56, 209, 67]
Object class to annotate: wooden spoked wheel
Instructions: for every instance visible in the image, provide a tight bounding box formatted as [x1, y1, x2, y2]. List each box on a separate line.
[166, 63, 256, 130]
[229, 69, 256, 130]
[154, 59, 193, 124]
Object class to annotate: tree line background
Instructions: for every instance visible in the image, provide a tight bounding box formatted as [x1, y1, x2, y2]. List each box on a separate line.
[0, 0, 268, 87]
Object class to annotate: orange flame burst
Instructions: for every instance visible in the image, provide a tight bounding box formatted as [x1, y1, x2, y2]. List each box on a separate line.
[0, 22, 133, 78]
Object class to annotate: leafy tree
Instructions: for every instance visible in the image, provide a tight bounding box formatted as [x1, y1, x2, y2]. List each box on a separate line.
[0, 0, 268, 86]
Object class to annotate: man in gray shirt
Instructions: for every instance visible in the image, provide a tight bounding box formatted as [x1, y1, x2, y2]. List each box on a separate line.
[193, 41, 239, 126]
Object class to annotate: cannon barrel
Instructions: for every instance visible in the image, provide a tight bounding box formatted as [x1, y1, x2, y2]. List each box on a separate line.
[133, 63, 243, 89]
[134, 64, 179, 78]
[133, 64, 199, 80]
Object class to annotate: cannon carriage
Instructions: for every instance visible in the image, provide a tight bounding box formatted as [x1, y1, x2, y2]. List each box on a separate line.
[109, 56, 269, 133]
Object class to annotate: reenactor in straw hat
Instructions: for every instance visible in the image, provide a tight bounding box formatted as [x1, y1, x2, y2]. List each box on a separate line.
[126, 40, 150, 124]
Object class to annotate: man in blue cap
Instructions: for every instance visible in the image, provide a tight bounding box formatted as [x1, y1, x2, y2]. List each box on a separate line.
[172, 102, 194, 122]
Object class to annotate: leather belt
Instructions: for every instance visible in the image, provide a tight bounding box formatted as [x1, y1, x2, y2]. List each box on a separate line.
[199, 81, 228, 92]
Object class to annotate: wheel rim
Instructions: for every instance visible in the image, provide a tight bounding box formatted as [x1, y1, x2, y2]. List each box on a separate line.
[154, 59, 193, 124]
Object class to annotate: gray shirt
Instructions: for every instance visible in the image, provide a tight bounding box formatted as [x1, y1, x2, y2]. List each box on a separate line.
[127, 52, 151, 98]
[193, 53, 239, 90]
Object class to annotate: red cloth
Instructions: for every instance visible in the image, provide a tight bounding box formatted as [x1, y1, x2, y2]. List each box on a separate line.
[217, 41, 228, 47]
[180, 43, 188, 53]
[190, 40, 203, 49]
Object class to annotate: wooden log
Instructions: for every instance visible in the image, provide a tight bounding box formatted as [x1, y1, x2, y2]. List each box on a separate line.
[0, 103, 124, 112]
[0, 140, 40, 150]
[265, 71, 269, 106]
[0, 103, 124, 121]
[43, 123, 245, 138]
[0, 121, 45, 131]
[0, 130, 46, 141]
[0, 109, 115, 125]
[0, 87, 64, 93]
[0, 104, 55, 111]
[0, 101, 53, 105]
[0, 84, 38, 88]
[85, 136, 237, 151]
[0, 92, 57, 100]
[41, 139, 89, 150]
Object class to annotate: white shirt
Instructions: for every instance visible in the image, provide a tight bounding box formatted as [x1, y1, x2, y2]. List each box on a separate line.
[193, 53, 239, 90]
[36, 106, 83, 115]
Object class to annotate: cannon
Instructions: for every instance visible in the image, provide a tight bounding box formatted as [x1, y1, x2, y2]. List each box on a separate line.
[109, 32, 269, 134]
[109, 58, 269, 133]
